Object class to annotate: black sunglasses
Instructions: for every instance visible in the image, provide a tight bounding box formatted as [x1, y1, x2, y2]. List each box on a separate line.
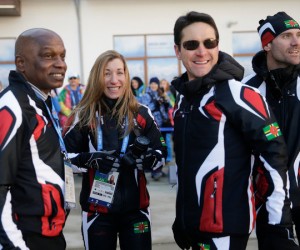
[69, 77, 77, 80]
[182, 39, 219, 50]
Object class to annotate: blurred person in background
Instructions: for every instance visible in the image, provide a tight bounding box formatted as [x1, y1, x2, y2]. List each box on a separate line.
[51, 88, 62, 116]
[160, 78, 175, 163]
[140, 76, 172, 180]
[131, 76, 145, 102]
[58, 72, 85, 127]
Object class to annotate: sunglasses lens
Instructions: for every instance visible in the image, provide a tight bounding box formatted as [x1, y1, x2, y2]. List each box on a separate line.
[182, 39, 218, 50]
[182, 40, 200, 50]
[204, 39, 219, 49]
[69, 77, 77, 80]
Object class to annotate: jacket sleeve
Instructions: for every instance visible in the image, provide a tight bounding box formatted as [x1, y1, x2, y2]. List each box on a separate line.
[137, 105, 168, 160]
[0, 91, 29, 249]
[0, 187, 29, 250]
[217, 81, 292, 227]
[63, 113, 91, 154]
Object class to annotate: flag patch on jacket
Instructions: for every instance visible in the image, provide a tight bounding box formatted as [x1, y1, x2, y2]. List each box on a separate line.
[198, 243, 210, 250]
[263, 122, 282, 140]
[133, 221, 149, 234]
[160, 136, 166, 146]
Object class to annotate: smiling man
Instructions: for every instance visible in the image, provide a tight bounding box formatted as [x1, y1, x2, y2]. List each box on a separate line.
[243, 12, 300, 250]
[0, 28, 68, 250]
[171, 11, 299, 250]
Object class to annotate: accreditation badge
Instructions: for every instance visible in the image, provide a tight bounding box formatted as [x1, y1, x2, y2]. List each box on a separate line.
[88, 170, 119, 208]
[64, 160, 76, 209]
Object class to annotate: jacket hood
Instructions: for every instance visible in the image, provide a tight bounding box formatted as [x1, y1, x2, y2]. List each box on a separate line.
[252, 50, 269, 78]
[172, 51, 244, 97]
[252, 50, 300, 87]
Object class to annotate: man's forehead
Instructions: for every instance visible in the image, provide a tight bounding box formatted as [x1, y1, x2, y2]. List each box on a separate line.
[31, 35, 65, 52]
[279, 29, 300, 36]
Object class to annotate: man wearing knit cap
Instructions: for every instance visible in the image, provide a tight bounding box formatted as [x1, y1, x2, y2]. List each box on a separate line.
[243, 11, 300, 249]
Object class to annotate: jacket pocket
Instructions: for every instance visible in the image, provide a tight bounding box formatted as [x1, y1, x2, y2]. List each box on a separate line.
[41, 184, 65, 236]
[199, 168, 224, 233]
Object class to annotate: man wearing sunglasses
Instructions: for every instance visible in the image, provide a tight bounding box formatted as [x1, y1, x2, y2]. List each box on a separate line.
[243, 12, 300, 250]
[171, 11, 298, 250]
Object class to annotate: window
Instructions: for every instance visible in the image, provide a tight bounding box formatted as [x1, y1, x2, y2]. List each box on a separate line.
[114, 34, 181, 86]
[232, 31, 261, 77]
[0, 38, 15, 88]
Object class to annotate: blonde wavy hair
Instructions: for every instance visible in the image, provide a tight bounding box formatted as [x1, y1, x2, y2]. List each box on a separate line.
[71, 50, 139, 137]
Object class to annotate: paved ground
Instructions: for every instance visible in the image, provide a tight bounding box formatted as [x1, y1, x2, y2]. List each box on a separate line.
[64, 165, 258, 250]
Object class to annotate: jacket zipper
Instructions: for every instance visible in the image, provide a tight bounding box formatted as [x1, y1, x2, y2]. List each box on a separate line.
[211, 178, 217, 223]
[179, 102, 193, 231]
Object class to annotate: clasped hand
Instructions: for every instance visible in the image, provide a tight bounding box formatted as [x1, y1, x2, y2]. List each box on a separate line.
[70, 150, 121, 174]
[122, 147, 165, 171]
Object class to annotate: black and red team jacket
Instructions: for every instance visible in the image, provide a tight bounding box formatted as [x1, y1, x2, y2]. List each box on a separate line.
[171, 52, 292, 238]
[243, 50, 300, 210]
[63, 104, 167, 214]
[0, 71, 66, 249]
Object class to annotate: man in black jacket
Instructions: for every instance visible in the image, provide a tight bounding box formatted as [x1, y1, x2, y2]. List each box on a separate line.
[171, 11, 299, 250]
[243, 12, 300, 249]
[0, 28, 68, 250]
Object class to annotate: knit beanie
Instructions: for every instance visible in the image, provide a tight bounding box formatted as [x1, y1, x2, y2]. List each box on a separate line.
[149, 77, 160, 85]
[258, 11, 300, 47]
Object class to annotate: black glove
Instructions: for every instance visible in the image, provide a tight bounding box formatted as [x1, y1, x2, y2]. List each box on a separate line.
[260, 224, 299, 250]
[172, 218, 191, 250]
[70, 150, 121, 174]
[140, 148, 165, 171]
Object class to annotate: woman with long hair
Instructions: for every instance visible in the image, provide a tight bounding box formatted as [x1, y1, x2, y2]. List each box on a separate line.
[64, 50, 167, 250]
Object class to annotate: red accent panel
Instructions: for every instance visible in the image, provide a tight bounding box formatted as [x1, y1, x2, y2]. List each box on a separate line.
[262, 31, 275, 47]
[41, 184, 65, 236]
[136, 114, 147, 129]
[250, 181, 256, 230]
[243, 87, 269, 119]
[204, 100, 222, 121]
[200, 168, 224, 232]
[138, 170, 150, 208]
[33, 114, 45, 141]
[0, 109, 14, 146]
[254, 166, 269, 208]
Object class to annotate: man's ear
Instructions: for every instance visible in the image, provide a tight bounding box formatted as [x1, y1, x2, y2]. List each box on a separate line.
[15, 55, 25, 72]
[174, 44, 182, 60]
[263, 43, 272, 52]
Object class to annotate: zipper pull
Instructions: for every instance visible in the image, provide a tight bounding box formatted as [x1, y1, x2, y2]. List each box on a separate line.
[210, 179, 217, 198]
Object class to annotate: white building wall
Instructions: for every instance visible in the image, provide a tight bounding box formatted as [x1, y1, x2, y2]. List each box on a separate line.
[0, 0, 299, 86]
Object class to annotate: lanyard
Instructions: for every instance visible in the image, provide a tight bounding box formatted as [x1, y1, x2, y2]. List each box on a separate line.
[96, 112, 129, 156]
[44, 98, 68, 156]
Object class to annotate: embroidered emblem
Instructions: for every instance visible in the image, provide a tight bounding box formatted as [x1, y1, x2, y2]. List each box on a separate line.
[284, 20, 299, 28]
[263, 122, 282, 140]
[133, 221, 149, 234]
[198, 243, 211, 250]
